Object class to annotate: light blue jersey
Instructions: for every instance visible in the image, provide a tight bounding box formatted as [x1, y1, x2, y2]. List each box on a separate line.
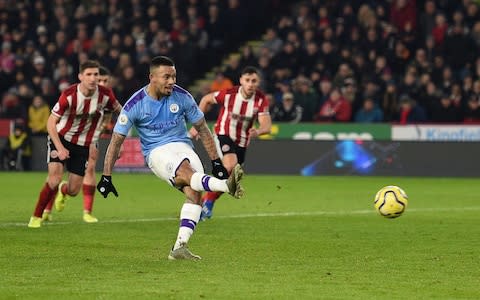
[114, 84, 204, 159]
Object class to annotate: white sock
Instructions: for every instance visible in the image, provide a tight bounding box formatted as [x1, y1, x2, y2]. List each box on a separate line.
[173, 203, 202, 250]
[190, 172, 228, 192]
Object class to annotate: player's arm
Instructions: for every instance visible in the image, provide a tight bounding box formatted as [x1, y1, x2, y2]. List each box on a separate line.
[46, 113, 69, 160]
[198, 93, 217, 113]
[193, 117, 228, 179]
[189, 93, 217, 140]
[248, 114, 272, 139]
[97, 132, 125, 198]
[193, 118, 219, 160]
[102, 132, 125, 176]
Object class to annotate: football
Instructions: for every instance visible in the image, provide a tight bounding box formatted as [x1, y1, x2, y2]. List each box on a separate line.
[374, 185, 408, 218]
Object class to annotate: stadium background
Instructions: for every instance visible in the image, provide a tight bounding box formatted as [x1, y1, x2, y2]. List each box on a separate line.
[2, 0, 480, 176]
[1, 2, 480, 299]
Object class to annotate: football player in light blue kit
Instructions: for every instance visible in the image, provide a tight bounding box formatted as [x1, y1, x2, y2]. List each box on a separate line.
[97, 56, 244, 260]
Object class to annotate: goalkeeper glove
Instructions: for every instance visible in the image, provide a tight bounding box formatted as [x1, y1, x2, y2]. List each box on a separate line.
[211, 158, 228, 179]
[97, 175, 119, 198]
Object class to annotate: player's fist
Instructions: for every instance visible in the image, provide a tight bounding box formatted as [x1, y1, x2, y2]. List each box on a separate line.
[211, 158, 228, 179]
[97, 175, 119, 198]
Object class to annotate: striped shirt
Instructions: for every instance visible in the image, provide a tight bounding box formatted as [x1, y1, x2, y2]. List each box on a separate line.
[213, 86, 270, 147]
[51, 84, 118, 146]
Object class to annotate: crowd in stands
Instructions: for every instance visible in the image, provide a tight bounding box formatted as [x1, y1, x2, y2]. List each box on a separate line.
[0, 0, 275, 134]
[219, 0, 480, 124]
[2, 0, 480, 137]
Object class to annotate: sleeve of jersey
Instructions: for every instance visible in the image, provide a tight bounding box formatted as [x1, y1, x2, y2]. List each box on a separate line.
[105, 89, 119, 111]
[214, 90, 224, 104]
[113, 108, 134, 136]
[51, 93, 68, 117]
[258, 97, 271, 115]
[185, 93, 204, 124]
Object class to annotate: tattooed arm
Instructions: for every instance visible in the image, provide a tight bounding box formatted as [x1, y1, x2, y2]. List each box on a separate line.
[102, 132, 126, 176]
[193, 118, 220, 161]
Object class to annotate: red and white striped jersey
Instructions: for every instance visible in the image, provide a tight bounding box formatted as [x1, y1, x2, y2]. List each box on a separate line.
[213, 86, 270, 147]
[51, 84, 118, 146]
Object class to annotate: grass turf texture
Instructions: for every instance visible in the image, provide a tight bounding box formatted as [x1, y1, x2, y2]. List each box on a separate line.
[1, 172, 479, 299]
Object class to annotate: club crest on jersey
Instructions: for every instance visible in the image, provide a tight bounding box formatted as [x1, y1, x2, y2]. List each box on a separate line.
[118, 114, 128, 125]
[170, 103, 179, 113]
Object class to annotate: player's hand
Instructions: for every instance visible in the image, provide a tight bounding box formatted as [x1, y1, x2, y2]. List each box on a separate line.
[97, 175, 119, 198]
[58, 147, 70, 161]
[189, 127, 199, 140]
[211, 158, 228, 179]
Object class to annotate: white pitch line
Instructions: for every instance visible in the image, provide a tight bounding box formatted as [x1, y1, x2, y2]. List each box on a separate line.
[3, 206, 480, 228]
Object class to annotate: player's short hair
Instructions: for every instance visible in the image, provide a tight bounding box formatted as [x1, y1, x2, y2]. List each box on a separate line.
[241, 66, 260, 77]
[150, 56, 175, 72]
[79, 60, 100, 74]
[99, 66, 111, 76]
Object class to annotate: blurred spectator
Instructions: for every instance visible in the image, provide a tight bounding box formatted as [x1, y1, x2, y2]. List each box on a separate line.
[430, 93, 463, 123]
[1, 92, 24, 119]
[271, 92, 303, 123]
[262, 28, 283, 55]
[0, 122, 31, 171]
[315, 88, 352, 122]
[390, 0, 417, 33]
[463, 95, 480, 123]
[28, 95, 50, 136]
[293, 76, 319, 122]
[0, 42, 15, 73]
[354, 98, 384, 123]
[382, 81, 399, 122]
[223, 55, 242, 84]
[117, 66, 141, 105]
[396, 94, 427, 124]
[209, 71, 233, 92]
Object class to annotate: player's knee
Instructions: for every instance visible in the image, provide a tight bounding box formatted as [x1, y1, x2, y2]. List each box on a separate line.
[47, 177, 62, 189]
[176, 160, 195, 183]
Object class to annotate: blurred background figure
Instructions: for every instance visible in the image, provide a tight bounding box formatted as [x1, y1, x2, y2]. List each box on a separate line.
[271, 92, 303, 123]
[27, 95, 49, 136]
[1, 122, 31, 171]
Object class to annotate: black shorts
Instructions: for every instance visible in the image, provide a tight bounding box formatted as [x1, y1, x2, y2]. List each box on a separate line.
[216, 135, 246, 165]
[47, 136, 89, 176]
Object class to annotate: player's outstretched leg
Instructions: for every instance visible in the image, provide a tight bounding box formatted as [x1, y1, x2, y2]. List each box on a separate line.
[200, 164, 245, 220]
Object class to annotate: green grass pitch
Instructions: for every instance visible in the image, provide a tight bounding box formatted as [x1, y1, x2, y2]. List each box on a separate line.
[1, 172, 479, 299]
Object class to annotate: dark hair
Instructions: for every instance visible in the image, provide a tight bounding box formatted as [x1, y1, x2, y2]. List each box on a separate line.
[151, 56, 175, 69]
[99, 66, 111, 76]
[241, 66, 260, 76]
[79, 60, 100, 73]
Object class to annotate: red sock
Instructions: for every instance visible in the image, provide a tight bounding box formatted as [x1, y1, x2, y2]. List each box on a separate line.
[83, 184, 96, 213]
[202, 191, 222, 203]
[44, 198, 54, 212]
[33, 183, 58, 217]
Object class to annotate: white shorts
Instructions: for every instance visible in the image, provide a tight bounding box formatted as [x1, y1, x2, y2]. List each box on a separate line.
[147, 142, 204, 186]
